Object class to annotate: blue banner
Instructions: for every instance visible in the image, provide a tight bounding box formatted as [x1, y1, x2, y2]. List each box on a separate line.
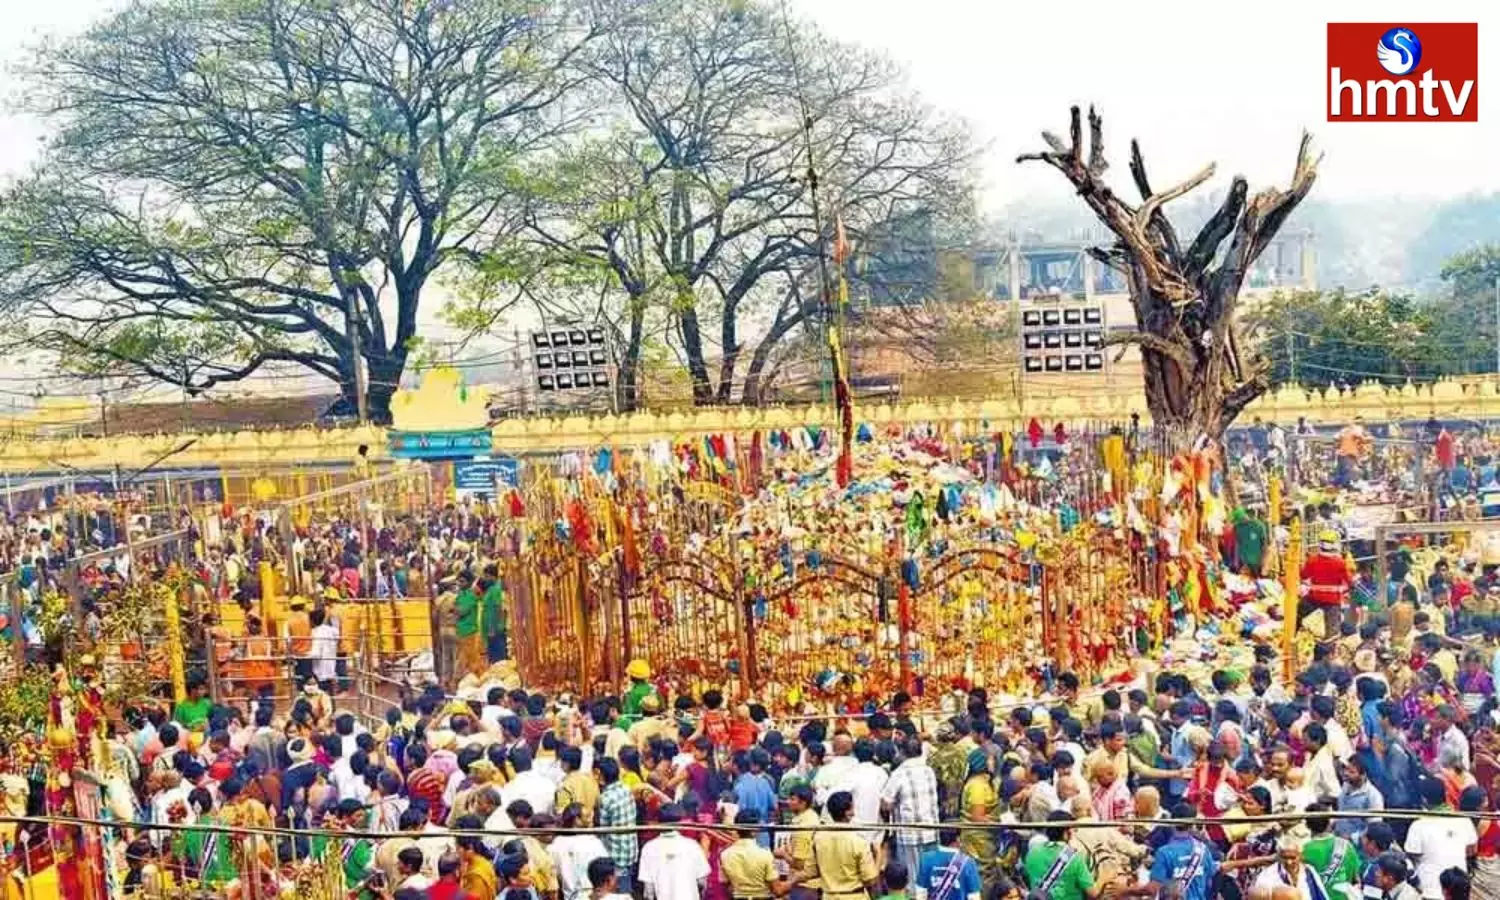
[388, 428, 492, 459]
[454, 457, 520, 493]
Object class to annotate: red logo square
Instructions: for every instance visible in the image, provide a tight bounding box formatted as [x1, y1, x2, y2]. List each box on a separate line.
[1327, 23, 1478, 122]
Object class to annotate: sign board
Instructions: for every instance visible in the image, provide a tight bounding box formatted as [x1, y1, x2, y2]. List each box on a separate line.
[388, 428, 492, 460]
[454, 457, 521, 494]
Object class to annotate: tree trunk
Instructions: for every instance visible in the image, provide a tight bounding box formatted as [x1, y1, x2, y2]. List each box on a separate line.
[741, 310, 807, 405]
[1019, 106, 1318, 439]
[678, 306, 714, 404]
[618, 306, 646, 412]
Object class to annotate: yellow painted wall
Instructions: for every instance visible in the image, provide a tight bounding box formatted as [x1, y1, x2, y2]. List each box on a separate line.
[0, 374, 1494, 474]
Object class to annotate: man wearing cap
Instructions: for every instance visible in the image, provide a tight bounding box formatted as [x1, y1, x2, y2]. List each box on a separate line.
[620, 659, 658, 730]
[628, 695, 671, 752]
[1303, 530, 1353, 639]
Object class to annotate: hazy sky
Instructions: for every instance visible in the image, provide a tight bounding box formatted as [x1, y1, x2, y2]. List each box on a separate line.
[0, 0, 1493, 403]
[3, 0, 1496, 208]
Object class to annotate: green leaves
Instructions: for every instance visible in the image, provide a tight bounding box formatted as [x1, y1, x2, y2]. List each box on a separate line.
[0, 0, 593, 418]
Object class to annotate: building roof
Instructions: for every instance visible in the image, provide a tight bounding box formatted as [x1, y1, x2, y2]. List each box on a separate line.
[73, 393, 343, 436]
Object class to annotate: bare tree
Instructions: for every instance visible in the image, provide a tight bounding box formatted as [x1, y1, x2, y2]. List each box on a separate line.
[493, 0, 974, 409]
[1019, 106, 1319, 437]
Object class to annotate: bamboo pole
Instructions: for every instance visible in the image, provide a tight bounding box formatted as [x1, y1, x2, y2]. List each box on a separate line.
[1283, 515, 1303, 684]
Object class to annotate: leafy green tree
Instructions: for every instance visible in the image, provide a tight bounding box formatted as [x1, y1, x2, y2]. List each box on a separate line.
[472, 0, 975, 408]
[0, 0, 595, 421]
[1245, 288, 1464, 389]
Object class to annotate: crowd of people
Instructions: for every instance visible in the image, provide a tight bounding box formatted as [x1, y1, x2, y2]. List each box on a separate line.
[23, 420, 1500, 900]
[98, 596, 1500, 900]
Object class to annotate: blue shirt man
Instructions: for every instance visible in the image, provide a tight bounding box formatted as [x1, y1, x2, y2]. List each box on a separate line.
[733, 752, 777, 847]
[1147, 820, 1219, 900]
[915, 833, 983, 900]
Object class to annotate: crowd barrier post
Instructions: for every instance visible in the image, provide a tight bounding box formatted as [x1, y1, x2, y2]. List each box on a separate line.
[1282, 515, 1302, 684]
[164, 580, 188, 703]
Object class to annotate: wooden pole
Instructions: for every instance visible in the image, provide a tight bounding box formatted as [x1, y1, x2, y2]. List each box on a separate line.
[574, 555, 592, 694]
[9, 581, 23, 674]
[1282, 515, 1303, 685]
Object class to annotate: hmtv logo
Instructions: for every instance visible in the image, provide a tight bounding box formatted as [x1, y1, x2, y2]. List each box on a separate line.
[1327, 23, 1478, 121]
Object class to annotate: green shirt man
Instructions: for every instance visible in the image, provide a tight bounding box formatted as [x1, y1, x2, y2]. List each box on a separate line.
[619, 660, 657, 728]
[1302, 832, 1361, 896]
[311, 834, 376, 896]
[481, 580, 506, 639]
[174, 695, 213, 732]
[1023, 840, 1095, 900]
[1233, 515, 1270, 574]
[454, 585, 481, 639]
[178, 815, 236, 888]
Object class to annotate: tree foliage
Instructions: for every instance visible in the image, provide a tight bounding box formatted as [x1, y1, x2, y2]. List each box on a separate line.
[463, 0, 976, 408]
[0, 0, 596, 420]
[1244, 289, 1450, 389]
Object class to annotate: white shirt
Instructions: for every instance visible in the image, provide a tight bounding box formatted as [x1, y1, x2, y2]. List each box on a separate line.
[442, 769, 469, 810]
[1439, 725, 1471, 772]
[1253, 864, 1327, 900]
[483, 807, 515, 852]
[502, 769, 557, 816]
[1323, 719, 1355, 763]
[418, 823, 455, 875]
[1405, 814, 1478, 899]
[534, 757, 565, 786]
[1060, 741, 1087, 782]
[330, 758, 370, 803]
[1305, 746, 1342, 803]
[812, 756, 857, 806]
[551, 833, 610, 900]
[399, 874, 434, 891]
[637, 830, 709, 900]
[838, 761, 890, 844]
[481, 705, 515, 733]
[310, 623, 339, 682]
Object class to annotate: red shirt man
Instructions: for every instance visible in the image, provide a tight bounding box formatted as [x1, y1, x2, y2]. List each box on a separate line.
[1303, 543, 1352, 608]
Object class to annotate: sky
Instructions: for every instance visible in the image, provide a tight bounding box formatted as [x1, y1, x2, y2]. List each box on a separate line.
[787, 0, 1500, 208]
[0, 0, 1494, 404]
[3, 0, 1498, 207]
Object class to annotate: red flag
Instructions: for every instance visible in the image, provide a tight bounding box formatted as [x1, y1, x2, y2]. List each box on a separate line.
[831, 216, 851, 267]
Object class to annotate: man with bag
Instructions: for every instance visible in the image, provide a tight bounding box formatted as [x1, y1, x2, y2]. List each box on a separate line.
[913, 829, 981, 900]
[1023, 812, 1099, 900]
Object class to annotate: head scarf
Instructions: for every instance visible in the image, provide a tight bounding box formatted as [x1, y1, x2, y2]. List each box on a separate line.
[966, 748, 989, 777]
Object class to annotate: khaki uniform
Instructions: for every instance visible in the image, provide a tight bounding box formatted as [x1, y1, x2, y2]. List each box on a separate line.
[810, 830, 877, 900]
[556, 771, 600, 826]
[521, 836, 559, 894]
[788, 809, 821, 887]
[722, 838, 780, 899]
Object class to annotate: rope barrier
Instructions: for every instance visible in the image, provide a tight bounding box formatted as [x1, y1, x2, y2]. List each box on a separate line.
[12, 805, 1499, 844]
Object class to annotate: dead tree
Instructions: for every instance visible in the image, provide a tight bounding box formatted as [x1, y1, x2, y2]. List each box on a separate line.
[1018, 106, 1319, 438]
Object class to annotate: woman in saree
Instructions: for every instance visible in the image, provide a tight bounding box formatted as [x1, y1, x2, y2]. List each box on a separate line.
[1465, 785, 1500, 900]
[1473, 728, 1500, 808]
[960, 749, 1000, 891]
[1221, 785, 1280, 900]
